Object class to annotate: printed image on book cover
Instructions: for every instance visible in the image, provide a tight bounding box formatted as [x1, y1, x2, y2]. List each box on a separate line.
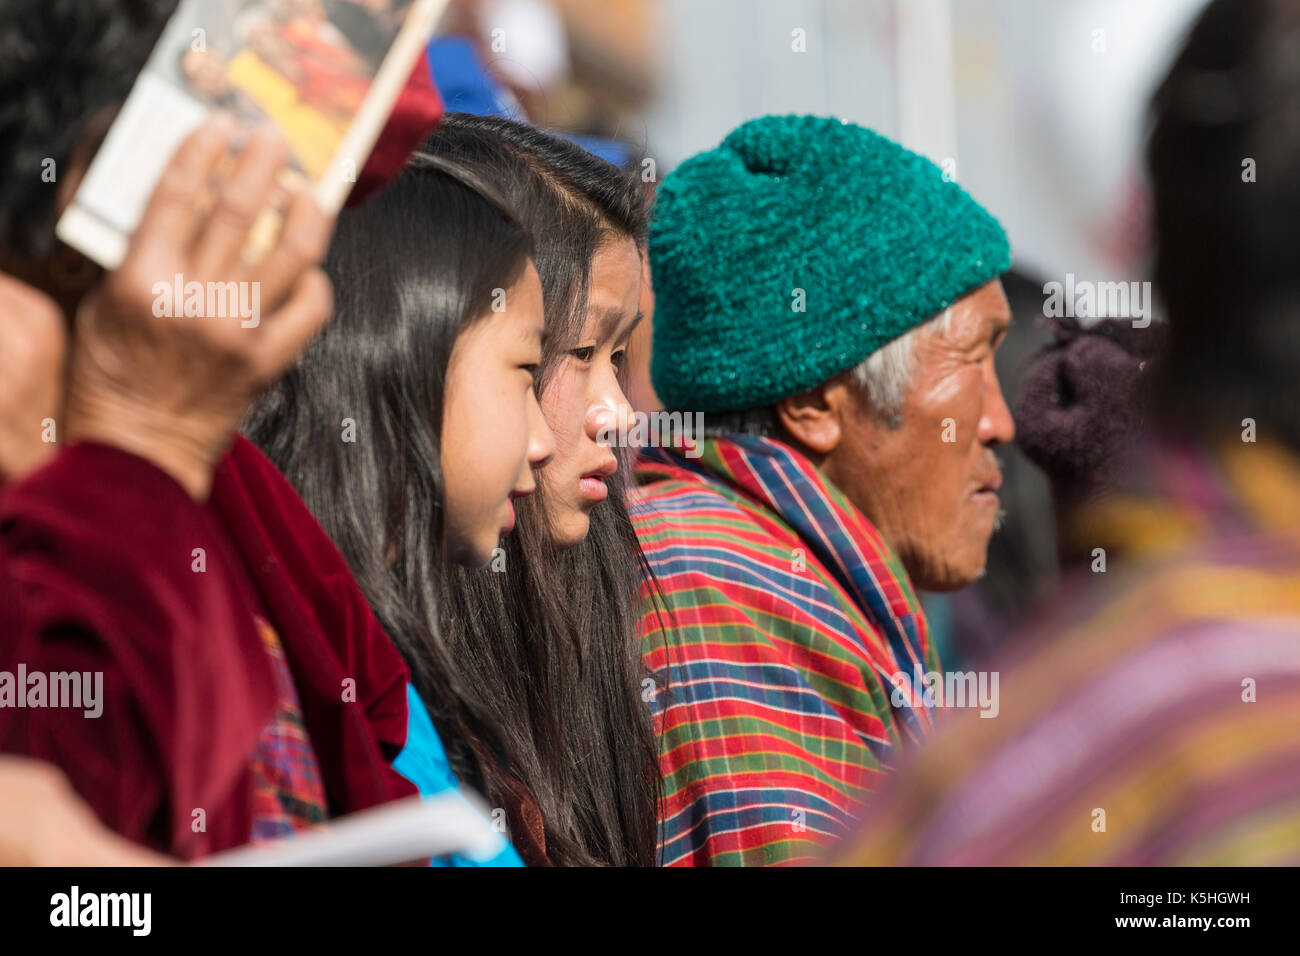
[176, 0, 413, 181]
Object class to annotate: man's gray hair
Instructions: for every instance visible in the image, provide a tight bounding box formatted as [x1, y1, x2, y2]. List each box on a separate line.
[700, 306, 955, 438]
[850, 307, 955, 428]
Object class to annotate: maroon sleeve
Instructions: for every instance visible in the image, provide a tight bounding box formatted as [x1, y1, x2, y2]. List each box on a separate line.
[0, 442, 274, 855]
[212, 435, 416, 813]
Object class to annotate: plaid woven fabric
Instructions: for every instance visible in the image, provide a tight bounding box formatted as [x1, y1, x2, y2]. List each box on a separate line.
[841, 439, 1300, 865]
[248, 617, 329, 842]
[631, 434, 938, 866]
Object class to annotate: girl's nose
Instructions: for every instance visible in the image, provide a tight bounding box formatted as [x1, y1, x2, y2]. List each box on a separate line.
[526, 388, 556, 469]
[587, 397, 635, 445]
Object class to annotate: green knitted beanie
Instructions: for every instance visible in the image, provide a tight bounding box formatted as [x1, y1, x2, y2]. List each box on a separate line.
[648, 114, 1011, 414]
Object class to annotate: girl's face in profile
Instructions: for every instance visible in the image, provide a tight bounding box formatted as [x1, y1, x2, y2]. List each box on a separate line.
[537, 236, 643, 549]
[440, 261, 554, 567]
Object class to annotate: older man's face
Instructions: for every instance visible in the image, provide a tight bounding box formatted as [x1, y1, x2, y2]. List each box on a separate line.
[826, 279, 1014, 591]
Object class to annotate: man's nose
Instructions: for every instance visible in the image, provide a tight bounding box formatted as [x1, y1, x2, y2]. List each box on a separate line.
[979, 364, 1016, 446]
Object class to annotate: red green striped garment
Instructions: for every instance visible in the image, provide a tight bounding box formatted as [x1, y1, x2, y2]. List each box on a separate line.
[631, 435, 939, 866]
[839, 439, 1300, 865]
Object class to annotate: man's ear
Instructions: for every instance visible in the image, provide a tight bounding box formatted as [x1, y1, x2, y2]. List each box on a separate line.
[775, 376, 854, 456]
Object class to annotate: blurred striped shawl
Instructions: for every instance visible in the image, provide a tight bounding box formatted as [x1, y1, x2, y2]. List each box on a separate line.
[839, 438, 1300, 865]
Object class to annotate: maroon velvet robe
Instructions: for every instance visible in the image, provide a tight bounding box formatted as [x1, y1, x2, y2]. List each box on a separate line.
[0, 436, 417, 859]
[0, 53, 442, 859]
[0, 55, 441, 858]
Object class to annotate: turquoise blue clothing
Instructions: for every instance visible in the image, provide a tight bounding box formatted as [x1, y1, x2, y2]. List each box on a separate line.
[393, 684, 523, 866]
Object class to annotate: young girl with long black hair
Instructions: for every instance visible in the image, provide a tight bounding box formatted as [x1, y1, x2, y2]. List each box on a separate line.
[419, 114, 665, 866]
[245, 156, 555, 865]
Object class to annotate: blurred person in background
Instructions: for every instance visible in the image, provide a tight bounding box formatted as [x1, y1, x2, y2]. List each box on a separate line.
[0, 275, 177, 869]
[1015, 313, 1169, 570]
[438, 0, 655, 137]
[838, 0, 1300, 866]
[0, 0, 445, 859]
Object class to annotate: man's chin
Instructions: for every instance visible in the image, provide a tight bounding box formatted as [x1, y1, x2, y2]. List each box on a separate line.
[904, 550, 990, 593]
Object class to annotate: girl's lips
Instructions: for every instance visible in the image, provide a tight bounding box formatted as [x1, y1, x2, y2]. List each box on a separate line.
[502, 487, 533, 535]
[578, 475, 609, 503]
[577, 456, 617, 504]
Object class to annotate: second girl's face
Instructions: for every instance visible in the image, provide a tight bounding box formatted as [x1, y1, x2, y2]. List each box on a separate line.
[441, 261, 555, 567]
[539, 236, 643, 549]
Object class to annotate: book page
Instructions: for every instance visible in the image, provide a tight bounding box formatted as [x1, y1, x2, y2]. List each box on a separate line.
[200, 793, 509, 867]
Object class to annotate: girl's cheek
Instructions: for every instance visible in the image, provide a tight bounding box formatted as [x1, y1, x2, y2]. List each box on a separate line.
[541, 386, 584, 447]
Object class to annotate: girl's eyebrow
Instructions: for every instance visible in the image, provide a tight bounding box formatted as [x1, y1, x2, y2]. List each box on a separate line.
[589, 306, 626, 342]
[615, 312, 644, 342]
[514, 316, 544, 346]
[592, 307, 642, 344]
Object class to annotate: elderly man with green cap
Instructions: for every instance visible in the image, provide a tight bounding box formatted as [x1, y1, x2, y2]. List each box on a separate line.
[631, 114, 1015, 866]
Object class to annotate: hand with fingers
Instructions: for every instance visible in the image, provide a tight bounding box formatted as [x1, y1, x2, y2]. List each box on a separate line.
[64, 114, 336, 500]
[0, 756, 172, 866]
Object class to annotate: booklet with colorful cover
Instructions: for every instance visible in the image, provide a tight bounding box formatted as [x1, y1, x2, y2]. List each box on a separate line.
[57, 0, 448, 270]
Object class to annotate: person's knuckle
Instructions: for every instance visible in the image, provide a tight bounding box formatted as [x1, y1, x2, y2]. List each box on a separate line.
[185, 120, 223, 150]
[211, 189, 262, 232]
[271, 235, 315, 279]
[152, 164, 197, 209]
[104, 264, 155, 312]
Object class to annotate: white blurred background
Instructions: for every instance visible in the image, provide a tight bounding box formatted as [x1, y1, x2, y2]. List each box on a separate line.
[445, 0, 1209, 289]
